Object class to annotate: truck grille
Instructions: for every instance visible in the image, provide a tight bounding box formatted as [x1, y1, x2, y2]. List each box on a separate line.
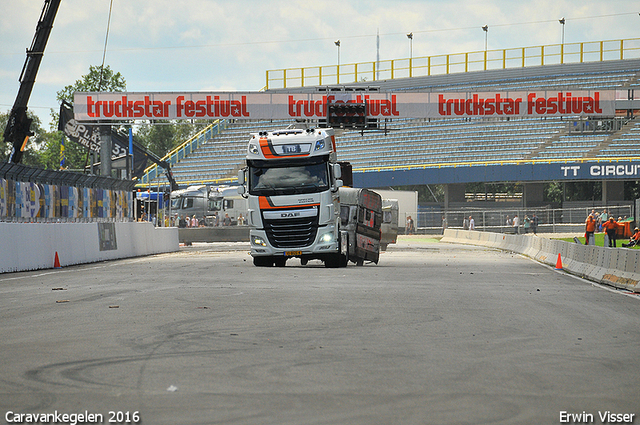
[263, 215, 319, 248]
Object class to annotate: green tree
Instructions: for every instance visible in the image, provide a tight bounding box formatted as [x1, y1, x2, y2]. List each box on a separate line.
[39, 131, 89, 171]
[544, 182, 564, 205]
[39, 65, 128, 170]
[1, 110, 46, 167]
[56, 64, 126, 103]
[624, 181, 640, 201]
[2, 65, 126, 169]
[136, 121, 178, 157]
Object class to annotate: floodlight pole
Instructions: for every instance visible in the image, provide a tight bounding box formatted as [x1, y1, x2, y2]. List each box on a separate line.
[407, 33, 413, 77]
[559, 18, 565, 64]
[482, 25, 488, 70]
[335, 40, 341, 84]
[482, 25, 488, 52]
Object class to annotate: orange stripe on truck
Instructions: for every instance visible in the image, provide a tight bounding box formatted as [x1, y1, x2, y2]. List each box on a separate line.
[258, 196, 320, 210]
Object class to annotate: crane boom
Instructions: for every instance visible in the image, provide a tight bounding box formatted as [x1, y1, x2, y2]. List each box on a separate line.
[4, 0, 62, 164]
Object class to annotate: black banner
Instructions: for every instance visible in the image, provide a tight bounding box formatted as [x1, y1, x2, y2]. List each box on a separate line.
[59, 101, 148, 179]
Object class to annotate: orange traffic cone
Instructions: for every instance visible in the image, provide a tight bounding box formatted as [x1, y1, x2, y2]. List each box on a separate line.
[554, 253, 562, 270]
[54, 252, 61, 269]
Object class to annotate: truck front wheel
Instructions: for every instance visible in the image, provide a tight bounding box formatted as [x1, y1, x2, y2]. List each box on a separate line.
[325, 252, 348, 268]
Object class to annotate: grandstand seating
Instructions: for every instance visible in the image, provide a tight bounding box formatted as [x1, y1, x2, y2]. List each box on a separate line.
[141, 58, 640, 188]
[596, 120, 640, 157]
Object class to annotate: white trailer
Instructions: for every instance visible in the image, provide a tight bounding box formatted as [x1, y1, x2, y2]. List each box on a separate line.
[371, 189, 418, 229]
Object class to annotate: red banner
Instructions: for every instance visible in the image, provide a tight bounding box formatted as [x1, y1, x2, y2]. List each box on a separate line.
[73, 90, 616, 121]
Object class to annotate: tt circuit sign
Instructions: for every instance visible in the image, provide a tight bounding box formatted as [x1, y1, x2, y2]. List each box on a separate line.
[560, 163, 640, 179]
[73, 90, 616, 121]
[354, 161, 640, 188]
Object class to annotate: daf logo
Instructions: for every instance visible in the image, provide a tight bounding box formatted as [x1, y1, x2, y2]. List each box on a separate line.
[281, 212, 301, 218]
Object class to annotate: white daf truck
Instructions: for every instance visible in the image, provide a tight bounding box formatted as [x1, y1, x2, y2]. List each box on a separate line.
[237, 126, 381, 267]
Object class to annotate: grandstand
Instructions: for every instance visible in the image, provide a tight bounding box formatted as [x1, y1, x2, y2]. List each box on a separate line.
[138, 51, 640, 197]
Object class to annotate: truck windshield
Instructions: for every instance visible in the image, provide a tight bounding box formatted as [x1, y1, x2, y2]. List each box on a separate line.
[171, 197, 181, 210]
[249, 162, 329, 196]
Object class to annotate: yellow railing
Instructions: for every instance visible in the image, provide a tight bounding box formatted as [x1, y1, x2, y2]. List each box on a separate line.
[266, 38, 640, 90]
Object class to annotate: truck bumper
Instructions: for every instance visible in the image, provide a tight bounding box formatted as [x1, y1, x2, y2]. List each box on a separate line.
[250, 227, 339, 258]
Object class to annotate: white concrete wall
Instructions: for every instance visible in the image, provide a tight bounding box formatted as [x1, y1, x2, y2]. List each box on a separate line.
[441, 229, 640, 293]
[0, 222, 178, 274]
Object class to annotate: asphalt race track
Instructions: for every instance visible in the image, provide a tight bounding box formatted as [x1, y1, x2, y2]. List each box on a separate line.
[1, 239, 639, 425]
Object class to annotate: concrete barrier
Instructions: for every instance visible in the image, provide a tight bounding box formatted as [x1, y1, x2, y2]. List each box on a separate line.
[178, 226, 250, 244]
[441, 229, 640, 293]
[1, 222, 178, 274]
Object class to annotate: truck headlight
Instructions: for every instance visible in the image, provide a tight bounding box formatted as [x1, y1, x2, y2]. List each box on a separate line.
[249, 143, 259, 155]
[320, 232, 334, 243]
[251, 235, 267, 247]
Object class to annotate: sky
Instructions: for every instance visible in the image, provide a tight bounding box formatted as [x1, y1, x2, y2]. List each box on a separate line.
[1, 0, 639, 129]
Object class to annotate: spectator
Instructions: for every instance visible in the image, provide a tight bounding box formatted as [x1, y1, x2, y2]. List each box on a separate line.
[512, 214, 520, 234]
[406, 216, 415, 235]
[602, 217, 619, 247]
[585, 214, 596, 245]
[191, 215, 198, 228]
[531, 213, 539, 235]
[523, 215, 530, 233]
[237, 214, 246, 226]
[622, 228, 640, 248]
[462, 216, 469, 230]
[469, 215, 475, 230]
[223, 213, 232, 226]
[599, 209, 608, 232]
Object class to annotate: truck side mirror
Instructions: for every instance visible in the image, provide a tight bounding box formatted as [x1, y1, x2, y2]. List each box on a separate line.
[237, 169, 245, 185]
[332, 179, 343, 192]
[237, 169, 248, 198]
[332, 163, 342, 179]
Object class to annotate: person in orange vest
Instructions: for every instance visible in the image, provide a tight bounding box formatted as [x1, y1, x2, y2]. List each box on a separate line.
[584, 215, 596, 245]
[622, 227, 640, 248]
[602, 217, 619, 247]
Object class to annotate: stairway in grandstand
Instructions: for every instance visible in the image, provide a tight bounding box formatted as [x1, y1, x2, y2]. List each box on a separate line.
[140, 59, 640, 188]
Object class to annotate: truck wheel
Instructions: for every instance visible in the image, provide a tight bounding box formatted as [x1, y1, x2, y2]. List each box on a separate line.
[337, 233, 348, 267]
[300, 258, 309, 266]
[338, 251, 348, 268]
[274, 258, 287, 267]
[325, 253, 347, 268]
[324, 255, 338, 268]
[253, 256, 274, 267]
[355, 258, 364, 266]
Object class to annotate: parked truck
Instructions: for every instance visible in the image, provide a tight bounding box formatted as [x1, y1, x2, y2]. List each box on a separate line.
[237, 126, 382, 267]
[170, 184, 247, 227]
[380, 198, 399, 251]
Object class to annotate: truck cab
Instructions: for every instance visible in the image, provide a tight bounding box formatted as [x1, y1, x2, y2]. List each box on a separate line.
[238, 127, 347, 267]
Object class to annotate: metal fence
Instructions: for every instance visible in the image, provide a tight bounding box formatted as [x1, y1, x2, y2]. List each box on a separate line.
[413, 204, 635, 234]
